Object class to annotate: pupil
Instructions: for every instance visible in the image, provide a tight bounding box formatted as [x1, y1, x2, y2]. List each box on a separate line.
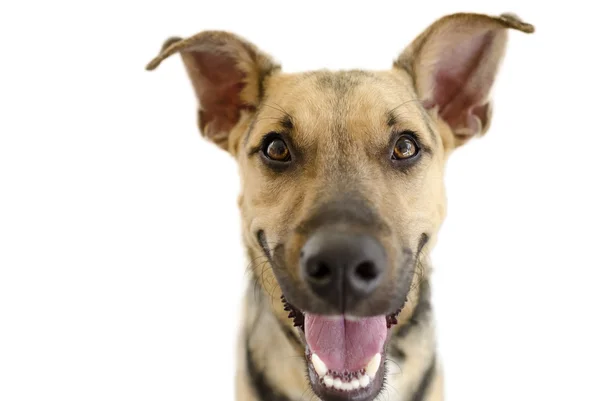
[269, 140, 287, 158]
[398, 139, 413, 156]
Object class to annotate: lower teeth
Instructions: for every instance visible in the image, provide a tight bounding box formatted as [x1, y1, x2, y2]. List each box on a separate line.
[312, 352, 380, 391]
[322, 373, 370, 390]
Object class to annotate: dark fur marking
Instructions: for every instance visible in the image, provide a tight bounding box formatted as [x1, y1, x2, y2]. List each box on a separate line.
[409, 356, 436, 401]
[388, 344, 406, 361]
[396, 278, 431, 338]
[313, 72, 375, 127]
[417, 233, 430, 254]
[257, 230, 271, 260]
[280, 115, 293, 130]
[245, 332, 292, 401]
[273, 313, 305, 354]
[314, 70, 374, 94]
[387, 110, 398, 127]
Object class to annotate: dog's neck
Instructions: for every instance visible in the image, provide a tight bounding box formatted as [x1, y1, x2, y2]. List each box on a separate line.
[238, 262, 441, 401]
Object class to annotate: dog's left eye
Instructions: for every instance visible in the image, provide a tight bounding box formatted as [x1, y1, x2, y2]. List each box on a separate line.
[392, 133, 419, 160]
[262, 135, 291, 163]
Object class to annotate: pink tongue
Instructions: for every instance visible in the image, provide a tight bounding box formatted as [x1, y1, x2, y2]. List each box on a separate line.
[304, 314, 387, 372]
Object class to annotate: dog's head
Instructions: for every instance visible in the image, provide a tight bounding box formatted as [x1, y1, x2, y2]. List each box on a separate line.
[148, 12, 533, 401]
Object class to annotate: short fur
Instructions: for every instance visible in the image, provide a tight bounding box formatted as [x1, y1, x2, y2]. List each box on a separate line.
[147, 12, 534, 401]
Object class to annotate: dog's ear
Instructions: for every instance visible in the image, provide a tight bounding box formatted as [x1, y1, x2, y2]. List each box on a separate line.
[395, 13, 534, 146]
[146, 31, 279, 153]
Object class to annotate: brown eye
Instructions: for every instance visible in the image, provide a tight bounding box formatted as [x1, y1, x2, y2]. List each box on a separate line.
[263, 137, 291, 162]
[392, 134, 419, 160]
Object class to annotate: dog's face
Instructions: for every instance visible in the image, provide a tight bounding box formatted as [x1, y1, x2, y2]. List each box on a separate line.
[148, 12, 533, 401]
[239, 68, 446, 315]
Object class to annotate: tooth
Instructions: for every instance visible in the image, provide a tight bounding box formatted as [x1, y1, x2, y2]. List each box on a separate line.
[365, 353, 381, 379]
[351, 378, 360, 389]
[311, 354, 328, 377]
[323, 375, 334, 388]
[333, 378, 343, 390]
[359, 374, 370, 388]
[341, 382, 353, 391]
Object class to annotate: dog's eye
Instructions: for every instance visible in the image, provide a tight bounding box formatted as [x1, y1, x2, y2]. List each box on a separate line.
[262, 136, 291, 162]
[392, 133, 419, 160]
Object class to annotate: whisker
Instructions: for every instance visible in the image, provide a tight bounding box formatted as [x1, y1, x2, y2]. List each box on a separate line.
[262, 102, 293, 121]
[388, 98, 422, 117]
[253, 116, 289, 124]
[386, 357, 403, 372]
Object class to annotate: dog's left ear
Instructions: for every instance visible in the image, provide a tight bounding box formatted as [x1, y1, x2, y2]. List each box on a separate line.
[395, 13, 534, 146]
[146, 31, 279, 153]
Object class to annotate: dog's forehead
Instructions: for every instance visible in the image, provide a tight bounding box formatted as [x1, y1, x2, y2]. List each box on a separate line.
[252, 69, 424, 148]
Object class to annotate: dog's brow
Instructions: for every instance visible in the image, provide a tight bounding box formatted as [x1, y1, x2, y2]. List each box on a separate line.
[242, 106, 294, 149]
[386, 111, 398, 128]
[279, 115, 293, 130]
[387, 104, 438, 147]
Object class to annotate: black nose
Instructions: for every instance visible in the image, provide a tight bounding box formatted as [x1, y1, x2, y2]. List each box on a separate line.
[300, 230, 386, 311]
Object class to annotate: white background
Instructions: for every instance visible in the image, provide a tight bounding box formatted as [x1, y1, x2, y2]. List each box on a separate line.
[1, 1, 599, 400]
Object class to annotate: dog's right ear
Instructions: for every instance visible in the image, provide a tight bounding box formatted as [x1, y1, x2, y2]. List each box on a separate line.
[146, 31, 280, 153]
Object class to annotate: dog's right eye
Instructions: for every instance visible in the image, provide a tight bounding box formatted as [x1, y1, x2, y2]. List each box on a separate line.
[261, 135, 291, 163]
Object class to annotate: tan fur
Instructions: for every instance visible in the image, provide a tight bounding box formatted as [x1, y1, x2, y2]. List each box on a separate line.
[147, 11, 534, 401]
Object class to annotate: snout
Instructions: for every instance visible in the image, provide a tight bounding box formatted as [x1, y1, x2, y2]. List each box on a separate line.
[300, 230, 387, 313]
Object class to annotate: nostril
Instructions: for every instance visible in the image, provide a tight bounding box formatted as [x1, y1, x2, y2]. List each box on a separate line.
[307, 261, 332, 282]
[354, 261, 379, 282]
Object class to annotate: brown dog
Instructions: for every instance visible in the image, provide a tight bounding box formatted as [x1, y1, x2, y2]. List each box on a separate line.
[146, 12, 534, 401]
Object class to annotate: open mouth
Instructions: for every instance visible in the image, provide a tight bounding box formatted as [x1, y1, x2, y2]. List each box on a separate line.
[282, 296, 402, 401]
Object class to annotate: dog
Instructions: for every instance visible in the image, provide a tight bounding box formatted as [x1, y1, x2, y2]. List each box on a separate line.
[146, 12, 534, 401]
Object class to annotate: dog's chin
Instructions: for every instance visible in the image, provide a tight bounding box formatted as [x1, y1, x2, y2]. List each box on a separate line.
[282, 297, 401, 401]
